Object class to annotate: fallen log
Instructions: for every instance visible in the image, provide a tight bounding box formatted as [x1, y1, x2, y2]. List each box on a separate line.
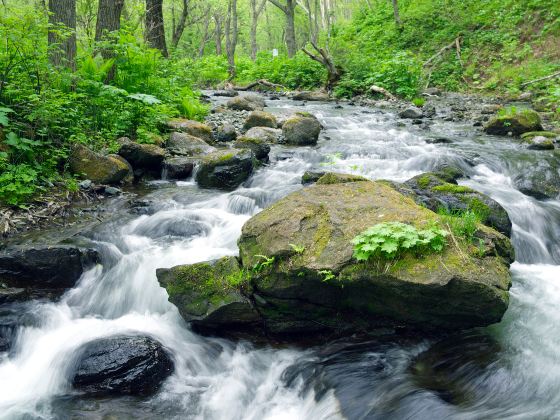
[369, 85, 397, 101]
[521, 70, 560, 87]
[234, 79, 286, 91]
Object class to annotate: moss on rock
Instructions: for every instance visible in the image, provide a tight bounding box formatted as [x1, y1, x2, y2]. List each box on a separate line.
[484, 109, 543, 136]
[69, 144, 132, 184]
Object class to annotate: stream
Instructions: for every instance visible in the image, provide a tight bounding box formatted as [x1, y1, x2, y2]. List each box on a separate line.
[1, 94, 560, 419]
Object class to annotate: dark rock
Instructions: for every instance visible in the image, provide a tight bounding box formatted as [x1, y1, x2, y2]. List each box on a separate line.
[426, 137, 453, 144]
[216, 123, 237, 142]
[234, 137, 271, 162]
[163, 157, 194, 179]
[301, 171, 326, 184]
[0, 246, 99, 293]
[213, 90, 239, 97]
[0, 286, 27, 304]
[282, 112, 322, 146]
[118, 141, 165, 172]
[71, 336, 173, 396]
[513, 159, 560, 199]
[399, 107, 423, 119]
[424, 87, 442, 96]
[166, 132, 216, 157]
[195, 149, 254, 190]
[484, 109, 543, 136]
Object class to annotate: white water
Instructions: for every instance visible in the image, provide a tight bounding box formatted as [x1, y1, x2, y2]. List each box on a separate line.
[1, 95, 560, 419]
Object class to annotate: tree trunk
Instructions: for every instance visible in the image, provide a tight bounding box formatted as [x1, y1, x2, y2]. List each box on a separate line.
[171, 0, 189, 48]
[145, 0, 168, 57]
[95, 0, 124, 82]
[48, 0, 77, 70]
[250, 0, 267, 60]
[302, 42, 343, 91]
[391, 0, 402, 28]
[268, 0, 297, 58]
[225, 0, 238, 78]
[214, 14, 223, 55]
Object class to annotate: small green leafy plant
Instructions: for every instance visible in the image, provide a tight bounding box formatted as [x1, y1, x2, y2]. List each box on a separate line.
[252, 255, 275, 273]
[438, 208, 481, 243]
[352, 222, 448, 261]
[318, 269, 336, 282]
[289, 243, 305, 254]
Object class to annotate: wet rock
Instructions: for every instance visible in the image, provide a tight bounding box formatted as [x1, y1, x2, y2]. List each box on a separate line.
[157, 257, 260, 335]
[71, 336, 174, 396]
[69, 144, 132, 185]
[282, 112, 322, 146]
[118, 141, 165, 172]
[236, 180, 512, 336]
[166, 119, 213, 143]
[399, 107, 423, 119]
[0, 285, 27, 304]
[165, 132, 216, 156]
[484, 109, 543, 136]
[163, 157, 194, 179]
[426, 137, 453, 144]
[195, 149, 254, 190]
[213, 89, 239, 97]
[227, 95, 265, 111]
[424, 87, 442, 96]
[245, 127, 282, 143]
[0, 246, 99, 295]
[243, 111, 277, 130]
[79, 180, 92, 190]
[526, 136, 554, 150]
[315, 172, 369, 185]
[103, 186, 121, 196]
[402, 172, 512, 237]
[301, 171, 326, 184]
[234, 137, 271, 162]
[292, 91, 331, 101]
[216, 123, 237, 142]
[513, 159, 560, 199]
[520, 131, 559, 141]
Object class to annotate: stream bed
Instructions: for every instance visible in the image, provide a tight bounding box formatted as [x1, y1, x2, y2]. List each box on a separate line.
[1, 94, 560, 419]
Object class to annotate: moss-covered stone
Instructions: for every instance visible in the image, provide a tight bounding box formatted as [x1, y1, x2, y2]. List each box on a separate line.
[282, 112, 322, 146]
[244, 111, 277, 130]
[244, 127, 281, 143]
[484, 109, 543, 136]
[226, 95, 265, 111]
[156, 257, 259, 334]
[166, 119, 213, 142]
[315, 172, 369, 185]
[118, 140, 165, 171]
[233, 136, 271, 161]
[520, 131, 559, 140]
[68, 144, 132, 184]
[195, 149, 254, 190]
[165, 132, 216, 157]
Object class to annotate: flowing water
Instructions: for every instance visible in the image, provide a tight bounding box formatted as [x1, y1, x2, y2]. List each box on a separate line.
[1, 94, 560, 419]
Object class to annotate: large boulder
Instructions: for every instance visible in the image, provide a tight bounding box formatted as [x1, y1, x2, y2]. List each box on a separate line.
[292, 91, 330, 101]
[157, 257, 260, 334]
[216, 123, 237, 142]
[195, 149, 254, 190]
[71, 336, 173, 396]
[484, 109, 543, 136]
[513, 158, 560, 199]
[166, 119, 213, 142]
[400, 172, 512, 237]
[244, 111, 277, 130]
[226, 95, 265, 111]
[163, 157, 194, 179]
[236, 180, 513, 336]
[118, 140, 165, 172]
[233, 137, 271, 162]
[165, 132, 216, 157]
[69, 144, 132, 184]
[399, 107, 423, 119]
[0, 246, 99, 297]
[282, 112, 322, 146]
[245, 127, 282, 143]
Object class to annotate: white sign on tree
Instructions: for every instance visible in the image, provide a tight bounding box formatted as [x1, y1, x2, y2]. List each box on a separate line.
[272, 49, 278, 58]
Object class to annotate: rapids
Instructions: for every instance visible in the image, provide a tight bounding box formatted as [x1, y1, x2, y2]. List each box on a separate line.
[1, 94, 559, 419]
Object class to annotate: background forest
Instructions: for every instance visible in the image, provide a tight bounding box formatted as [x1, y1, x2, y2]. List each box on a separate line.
[0, 0, 559, 205]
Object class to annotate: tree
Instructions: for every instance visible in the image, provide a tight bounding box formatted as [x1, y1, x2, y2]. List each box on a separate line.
[95, 0, 125, 81]
[145, 0, 168, 57]
[268, 0, 297, 57]
[214, 12, 224, 55]
[48, 0, 77, 70]
[250, 0, 267, 60]
[391, 0, 402, 28]
[224, 0, 238, 78]
[171, 0, 190, 48]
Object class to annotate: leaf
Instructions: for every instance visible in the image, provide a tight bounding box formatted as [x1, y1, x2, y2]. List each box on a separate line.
[127, 93, 161, 104]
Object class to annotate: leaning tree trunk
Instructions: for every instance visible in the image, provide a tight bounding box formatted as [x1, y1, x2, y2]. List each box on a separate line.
[171, 0, 189, 48]
[145, 0, 168, 57]
[302, 42, 343, 91]
[95, 0, 124, 81]
[48, 0, 77, 70]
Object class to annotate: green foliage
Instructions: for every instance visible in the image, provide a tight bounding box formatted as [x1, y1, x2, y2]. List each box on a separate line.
[438, 208, 482, 242]
[412, 97, 426, 107]
[318, 269, 336, 282]
[252, 255, 275, 273]
[289, 243, 306, 254]
[352, 222, 448, 261]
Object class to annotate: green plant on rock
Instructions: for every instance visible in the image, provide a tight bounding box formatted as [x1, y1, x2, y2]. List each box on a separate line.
[318, 269, 336, 282]
[289, 243, 305, 254]
[438, 208, 481, 243]
[352, 221, 448, 261]
[252, 255, 275, 273]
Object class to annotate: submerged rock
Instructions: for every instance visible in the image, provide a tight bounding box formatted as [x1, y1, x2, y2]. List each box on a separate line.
[0, 246, 99, 296]
[165, 132, 216, 156]
[282, 112, 322, 146]
[244, 111, 277, 130]
[195, 149, 254, 190]
[513, 158, 560, 199]
[166, 119, 213, 142]
[71, 336, 173, 396]
[157, 257, 259, 334]
[526, 136, 555, 150]
[484, 109, 543, 136]
[69, 145, 131, 185]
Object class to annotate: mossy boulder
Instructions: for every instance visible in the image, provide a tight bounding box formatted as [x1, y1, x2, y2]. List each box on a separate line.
[233, 136, 271, 162]
[162, 157, 194, 179]
[69, 144, 132, 184]
[226, 95, 265, 111]
[165, 132, 216, 157]
[166, 119, 213, 142]
[118, 140, 165, 172]
[245, 127, 282, 143]
[195, 149, 254, 190]
[244, 111, 277, 130]
[513, 156, 560, 199]
[216, 123, 237, 142]
[292, 91, 330, 101]
[525, 136, 555, 150]
[484, 109, 543, 136]
[401, 172, 512, 237]
[236, 180, 512, 336]
[315, 172, 369, 185]
[282, 112, 322, 146]
[157, 257, 259, 334]
[520, 131, 559, 140]
[301, 171, 326, 184]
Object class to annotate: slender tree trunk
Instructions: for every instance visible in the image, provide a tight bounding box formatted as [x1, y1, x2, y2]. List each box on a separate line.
[172, 0, 189, 48]
[225, 0, 238, 78]
[145, 0, 168, 57]
[214, 14, 223, 55]
[250, 0, 267, 60]
[268, 0, 297, 57]
[48, 0, 77, 70]
[198, 17, 212, 57]
[391, 0, 402, 28]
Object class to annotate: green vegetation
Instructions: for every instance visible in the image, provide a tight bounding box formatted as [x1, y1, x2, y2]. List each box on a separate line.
[438, 208, 486, 243]
[251, 254, 275, 273]
[352, 221, 448, 261]
[289, 243, 306, 254]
